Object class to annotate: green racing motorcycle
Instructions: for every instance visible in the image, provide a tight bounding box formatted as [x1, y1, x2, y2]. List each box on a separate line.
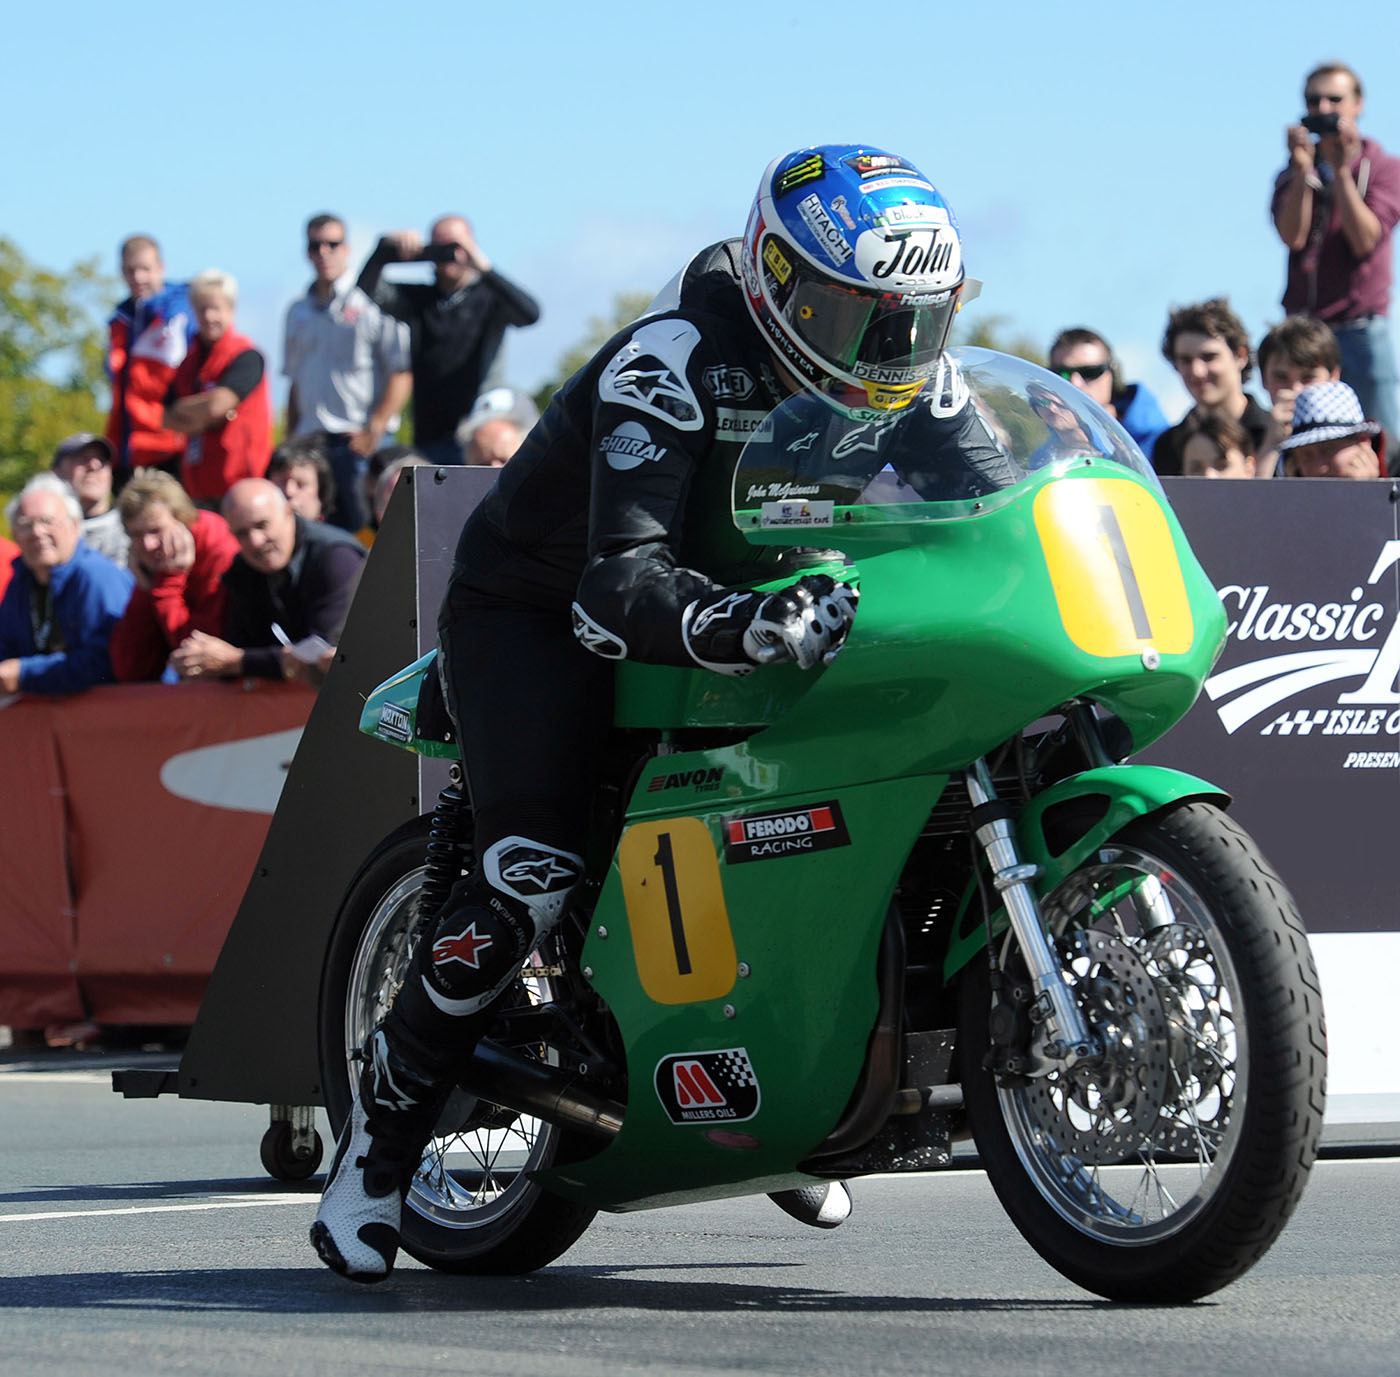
[318, 349, 1326, 1302]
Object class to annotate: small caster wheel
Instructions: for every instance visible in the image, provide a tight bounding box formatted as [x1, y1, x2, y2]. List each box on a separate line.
[260, 1119, 324, 1181]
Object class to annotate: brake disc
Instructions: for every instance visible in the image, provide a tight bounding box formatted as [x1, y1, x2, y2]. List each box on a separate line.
[1020, 930, 1172, 1165]
[1141, 922, 1237, 1158]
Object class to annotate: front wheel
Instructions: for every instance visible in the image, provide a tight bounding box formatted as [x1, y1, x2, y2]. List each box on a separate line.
[318, 815, 598, 1274]
[959, 801, 1326, 1302]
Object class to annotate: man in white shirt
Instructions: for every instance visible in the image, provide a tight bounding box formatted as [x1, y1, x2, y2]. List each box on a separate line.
[283, 214, 412, 531]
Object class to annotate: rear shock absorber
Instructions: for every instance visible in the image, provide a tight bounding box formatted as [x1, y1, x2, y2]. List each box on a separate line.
[419, 764, 471, 920]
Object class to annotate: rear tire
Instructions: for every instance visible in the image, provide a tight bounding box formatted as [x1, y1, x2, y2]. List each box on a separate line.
[318, 816, 598, 1274]
[959, 800, 1326, 1301]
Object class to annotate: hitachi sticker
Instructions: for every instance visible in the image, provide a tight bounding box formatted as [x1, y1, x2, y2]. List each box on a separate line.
[723, 800, 850, 863]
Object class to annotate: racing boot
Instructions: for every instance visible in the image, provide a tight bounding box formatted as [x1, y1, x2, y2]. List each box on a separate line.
[312, 834, 585, 1283]
[768, 1181, 853, 1230]
[309, 1028, 445, 1283]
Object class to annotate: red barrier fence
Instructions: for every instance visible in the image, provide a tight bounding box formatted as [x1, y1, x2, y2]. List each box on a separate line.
[0, 680, 313, 1030]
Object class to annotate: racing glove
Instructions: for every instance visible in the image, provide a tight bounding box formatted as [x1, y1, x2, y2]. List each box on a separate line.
[682, 575, 859, 676]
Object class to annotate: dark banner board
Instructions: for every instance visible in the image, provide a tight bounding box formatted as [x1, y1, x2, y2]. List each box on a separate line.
[1147, 478, 1400, 935]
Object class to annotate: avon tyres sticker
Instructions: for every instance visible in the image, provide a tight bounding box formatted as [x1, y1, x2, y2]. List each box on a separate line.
[654, 1047, 761, 1125]
[723, 801, 850, 864]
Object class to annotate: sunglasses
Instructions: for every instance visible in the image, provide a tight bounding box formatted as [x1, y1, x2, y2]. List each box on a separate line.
[307, 238, 344, 253]
[1055, 363, 1111, 382]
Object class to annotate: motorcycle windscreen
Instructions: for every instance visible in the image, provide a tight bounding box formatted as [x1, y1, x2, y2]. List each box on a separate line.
[732, 346, 1158, 542]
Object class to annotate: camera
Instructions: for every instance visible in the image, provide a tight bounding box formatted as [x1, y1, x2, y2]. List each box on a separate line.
[416, 243, 460, 265]
[1302, 112, 1341, 137]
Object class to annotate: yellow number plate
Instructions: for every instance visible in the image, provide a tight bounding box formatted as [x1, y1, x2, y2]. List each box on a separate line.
[1034, 478, 1194, 657]
[617, 817, 737, 1006]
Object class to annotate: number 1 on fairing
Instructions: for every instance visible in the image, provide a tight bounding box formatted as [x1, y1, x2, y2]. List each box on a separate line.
[652, 831, 692, 975]
[1097, 503, 1152, 638]
[617, 816, 738, 1004]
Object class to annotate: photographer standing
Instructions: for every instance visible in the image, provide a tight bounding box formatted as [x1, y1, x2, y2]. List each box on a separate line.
[357, 218, 540, 465]
[1271, 61, 1400, 468]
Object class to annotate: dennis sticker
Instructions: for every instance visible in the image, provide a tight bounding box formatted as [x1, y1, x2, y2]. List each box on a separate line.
[723, 800, 850, 864]
[655, 1047, 761, 1125]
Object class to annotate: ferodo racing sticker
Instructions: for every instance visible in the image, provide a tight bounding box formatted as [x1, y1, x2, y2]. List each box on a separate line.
[722, 800, 850, 864]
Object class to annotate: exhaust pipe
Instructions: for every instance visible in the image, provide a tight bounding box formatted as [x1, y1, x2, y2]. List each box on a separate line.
[460, 1039, 624, 1141]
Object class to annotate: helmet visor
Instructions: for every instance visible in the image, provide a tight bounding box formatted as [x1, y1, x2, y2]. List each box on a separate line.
[763, 232, 960, 386]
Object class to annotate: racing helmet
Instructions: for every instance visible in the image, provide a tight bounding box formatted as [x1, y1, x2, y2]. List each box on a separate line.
[742, 145, 967, 413]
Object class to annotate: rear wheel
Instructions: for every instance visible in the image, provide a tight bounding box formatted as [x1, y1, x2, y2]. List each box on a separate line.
[959, 801, 1326, 1301]
[318, 817, 598, 1274]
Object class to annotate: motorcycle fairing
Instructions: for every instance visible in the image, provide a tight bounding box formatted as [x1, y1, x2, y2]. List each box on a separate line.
[357, 650, 459, 759]
[533, 764, 944, 1211]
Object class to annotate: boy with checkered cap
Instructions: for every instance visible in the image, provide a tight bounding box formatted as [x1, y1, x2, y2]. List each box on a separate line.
[1278, 381, 1385, 477]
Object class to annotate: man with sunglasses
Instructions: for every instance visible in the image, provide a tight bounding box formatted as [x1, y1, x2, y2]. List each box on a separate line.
[1272, 62, 1400, 468]
[1047, 327, 1169, 458]
[283, 214, 412, 531]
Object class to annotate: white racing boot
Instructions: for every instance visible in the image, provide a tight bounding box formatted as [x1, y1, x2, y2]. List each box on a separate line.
[768, 1181, 853, 1229]
[309, 1031, 439, 1283]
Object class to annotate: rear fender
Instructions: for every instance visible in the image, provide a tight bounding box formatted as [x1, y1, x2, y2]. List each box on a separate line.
[942, 764, 1229, 980]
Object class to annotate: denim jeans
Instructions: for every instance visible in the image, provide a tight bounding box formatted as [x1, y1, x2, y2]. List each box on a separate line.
[323, 432, 367, 533]
[1334, 315, 1400, 474]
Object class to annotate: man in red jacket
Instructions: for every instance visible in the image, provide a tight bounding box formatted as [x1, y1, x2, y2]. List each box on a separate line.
[108, 469, 240, 682]
[106, 234, 195, 481]
[163, 270, 272, 503]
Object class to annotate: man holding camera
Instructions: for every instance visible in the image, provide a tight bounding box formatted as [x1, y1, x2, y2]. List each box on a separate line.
[1272, 62, 1400, 468]
[356, 218, 540, 466]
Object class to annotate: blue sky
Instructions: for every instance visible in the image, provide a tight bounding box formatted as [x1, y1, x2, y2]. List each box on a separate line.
[6, 1, 1399, 421]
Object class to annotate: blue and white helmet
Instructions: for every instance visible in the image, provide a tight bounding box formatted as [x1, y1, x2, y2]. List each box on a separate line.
[741, 145, 966, 413]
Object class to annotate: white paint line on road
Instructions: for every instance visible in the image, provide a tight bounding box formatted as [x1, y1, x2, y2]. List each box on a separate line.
[0, 1072, 121, 1085]
[0, 1196, 316, 1223]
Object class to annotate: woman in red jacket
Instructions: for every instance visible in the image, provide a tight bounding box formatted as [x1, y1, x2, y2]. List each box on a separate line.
[108, 469, 240, 682]
[163, 269, 272, 504]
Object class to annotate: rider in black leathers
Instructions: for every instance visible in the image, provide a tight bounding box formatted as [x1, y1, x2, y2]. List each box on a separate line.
[312, 144, 993, 1281]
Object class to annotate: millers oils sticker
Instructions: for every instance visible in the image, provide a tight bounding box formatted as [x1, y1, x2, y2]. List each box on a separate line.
[722, 800, 849, 864]
[655, 1047, 761, 1125]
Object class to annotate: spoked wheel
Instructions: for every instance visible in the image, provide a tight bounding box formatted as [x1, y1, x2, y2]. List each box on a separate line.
[318, 817, 598, 1274]
[959, 801, 1326, 1301]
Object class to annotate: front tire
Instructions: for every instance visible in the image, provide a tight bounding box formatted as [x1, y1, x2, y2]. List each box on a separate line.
[959, 801, 1326, 1302]
[318, 816, 598, 1274]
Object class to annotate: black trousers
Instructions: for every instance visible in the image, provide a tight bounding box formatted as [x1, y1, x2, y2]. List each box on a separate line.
[436, 588, 616, 859]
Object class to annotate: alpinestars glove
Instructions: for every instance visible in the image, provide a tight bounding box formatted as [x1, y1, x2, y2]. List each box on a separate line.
[682, 575, 859, 676]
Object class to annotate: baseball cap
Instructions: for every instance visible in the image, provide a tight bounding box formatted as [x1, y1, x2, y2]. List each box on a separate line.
[454, 387, 540, 447]
[51, 432, 116, 467]
[1277, 382, 1383, 451]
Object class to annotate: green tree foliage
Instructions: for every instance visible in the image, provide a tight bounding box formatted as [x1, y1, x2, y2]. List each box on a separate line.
[532, 290, 655, 413]
[951, 311, 1046, 367]
[0, 237, 114, 506]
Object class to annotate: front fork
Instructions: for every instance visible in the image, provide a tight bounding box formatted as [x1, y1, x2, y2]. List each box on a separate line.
[966, 758, 1097, 1064]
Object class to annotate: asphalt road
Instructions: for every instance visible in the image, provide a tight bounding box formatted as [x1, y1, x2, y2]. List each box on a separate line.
[2, 1059, 1397, 1377]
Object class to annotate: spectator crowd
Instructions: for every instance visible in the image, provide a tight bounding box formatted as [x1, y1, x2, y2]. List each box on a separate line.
[1, 58, 1397, 1047]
